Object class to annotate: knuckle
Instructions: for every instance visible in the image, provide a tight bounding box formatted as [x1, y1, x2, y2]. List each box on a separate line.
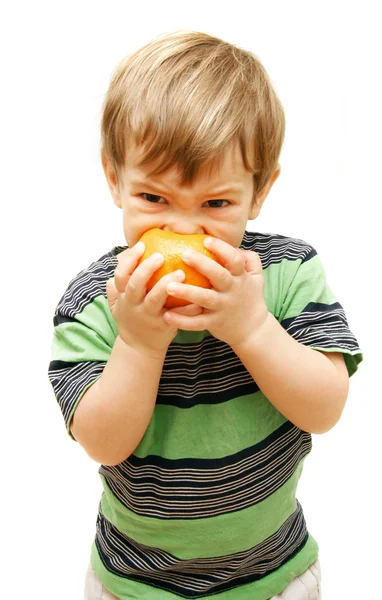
[145, 289, 161, 308]
[202, 289, 212, 306]
[126, 277, 138, 293]
[220, 269, 231, 287]
[115, 252, 130, 271]
[106, 278, 117, 303]
[106, 276, 115, 291]
[112, 271, 126, 293]
[233, 250, 245, 268]
[113, 268, 124, 285]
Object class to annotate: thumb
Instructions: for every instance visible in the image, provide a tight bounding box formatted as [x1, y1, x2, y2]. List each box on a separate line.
[239, 249, 263, 276]
[106, 277, 118, 310]
[170, 304, 203, 317]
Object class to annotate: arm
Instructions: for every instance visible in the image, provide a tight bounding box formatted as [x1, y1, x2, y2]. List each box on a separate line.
[71, 337, 166, 466]
[69, 242, 200, 466]
[232, 312, 349, 434]
[161, 238, 352, 435]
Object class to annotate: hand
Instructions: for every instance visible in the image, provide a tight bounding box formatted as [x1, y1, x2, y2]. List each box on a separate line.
[106, 242, 202, 358]
[162, 237, 269, 348]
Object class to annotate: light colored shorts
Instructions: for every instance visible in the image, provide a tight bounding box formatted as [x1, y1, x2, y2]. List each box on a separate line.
[84, 559, 321, 599]
[272, 559, 321, 599]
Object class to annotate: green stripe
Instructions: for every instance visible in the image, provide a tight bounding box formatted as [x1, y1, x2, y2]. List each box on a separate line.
[66, 376, 103, 439]
[262, 258, 290, 318]
[90, 536, 318, 600]
[308, 346, 363, 378]
[342, 350, 363, 377]
[91, 534, 318, 600]
[273, 255, 337, 322]
[99, 459, 306, 559]
[264, 257, 363, 376]
[173, 329, 211, 344]
[134, 391, 287, 459]
[51, 295, 117, 362]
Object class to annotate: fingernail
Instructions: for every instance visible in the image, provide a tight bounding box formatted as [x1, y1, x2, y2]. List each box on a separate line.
[204, 237, 213, 248]
[135, 241, 145, 253]
[182, 250, 193, 261]
[175, 269, 185, 280]
[152, 252, 164, 264]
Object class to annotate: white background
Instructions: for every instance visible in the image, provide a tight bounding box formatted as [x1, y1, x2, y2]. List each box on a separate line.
[1, 1, 380, 598]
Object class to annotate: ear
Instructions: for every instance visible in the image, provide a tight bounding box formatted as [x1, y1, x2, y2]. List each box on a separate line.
[101, 151, 122, 208]
[249, 165, 281, 219]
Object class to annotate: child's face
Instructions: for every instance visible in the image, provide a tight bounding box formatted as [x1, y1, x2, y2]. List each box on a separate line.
[103, 143, 278, 248]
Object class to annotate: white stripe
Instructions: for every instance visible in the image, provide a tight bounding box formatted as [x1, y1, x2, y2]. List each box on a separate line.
[95, 505, 306, 593]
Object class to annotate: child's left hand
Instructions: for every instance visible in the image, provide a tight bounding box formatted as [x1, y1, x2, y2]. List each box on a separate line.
[163, 237, 269, 348]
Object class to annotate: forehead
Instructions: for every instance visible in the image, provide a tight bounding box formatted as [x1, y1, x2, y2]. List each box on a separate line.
[124, 143, 252, 188]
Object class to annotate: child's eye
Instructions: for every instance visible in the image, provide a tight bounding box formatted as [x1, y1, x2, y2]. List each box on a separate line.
[204, 199, 230, 208]
[142, 193, 166, 203]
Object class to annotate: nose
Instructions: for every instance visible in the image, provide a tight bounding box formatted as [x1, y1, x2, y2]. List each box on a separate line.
[163, 218, 205, 235]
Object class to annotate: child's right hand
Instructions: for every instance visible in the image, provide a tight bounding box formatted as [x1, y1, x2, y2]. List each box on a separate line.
[106, 242, 190, 358]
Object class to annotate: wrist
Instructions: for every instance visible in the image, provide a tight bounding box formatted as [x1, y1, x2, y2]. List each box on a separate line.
[230, 311, 275, 354]
[116, 334, 168, 362]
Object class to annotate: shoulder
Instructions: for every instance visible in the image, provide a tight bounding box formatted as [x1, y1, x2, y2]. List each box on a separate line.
[241, 231, 317, 268]
[54, 246, 127, 321]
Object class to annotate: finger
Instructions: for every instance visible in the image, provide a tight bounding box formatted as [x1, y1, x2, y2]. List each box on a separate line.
[170, 304, 203, 317]
[114, 241, 146, 293]
[204, 237, 246, 277]
[106, 277, 118, 310]
[239, 249, 263, 275]
[163, 310, 207, 331]
[143, 269, 186, 313]
[125, 252, 165, 304]
[166, 282, 219, 310]
[181, 248, 231, 292]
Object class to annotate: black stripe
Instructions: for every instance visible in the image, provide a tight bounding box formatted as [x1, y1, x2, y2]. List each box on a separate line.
[157, 338, 259, 407]
[49, 359, 82, 371]
[157, 380, 259, 408]
[53, 249, 118, 320]
[99, 422, 311, 519]
[53, 313, 76, 326]
[241, 231, 317, 268]
[280, 302, 361, 353]
[127, 420, 295, 469]
[300, 246, 317, 263]
[281, 302, 344, 331]
[95, 502, 308, 598]
[48, 360, 105, 425]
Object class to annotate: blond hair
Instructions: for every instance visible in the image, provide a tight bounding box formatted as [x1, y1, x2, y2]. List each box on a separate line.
[100, 30, 285, 198]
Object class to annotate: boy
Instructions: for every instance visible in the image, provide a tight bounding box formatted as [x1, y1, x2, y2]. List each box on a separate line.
[48, 31, 363, 599]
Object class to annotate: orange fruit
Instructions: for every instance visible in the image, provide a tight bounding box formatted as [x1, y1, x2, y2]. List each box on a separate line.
[137, 228, 217, 308]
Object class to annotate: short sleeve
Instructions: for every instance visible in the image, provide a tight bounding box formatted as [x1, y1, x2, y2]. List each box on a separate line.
[277, 248, 363, 377]
[48, 250, 119, 438]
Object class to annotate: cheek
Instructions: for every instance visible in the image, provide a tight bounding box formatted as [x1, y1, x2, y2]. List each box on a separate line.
[121, 215, 157, 248]
[212, 226, 246, 250]
[121, 214, 137, 247]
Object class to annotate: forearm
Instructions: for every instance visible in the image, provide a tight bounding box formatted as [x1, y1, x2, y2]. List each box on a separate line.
[71, 336, 166, 465]
[232, 313, 348, 434]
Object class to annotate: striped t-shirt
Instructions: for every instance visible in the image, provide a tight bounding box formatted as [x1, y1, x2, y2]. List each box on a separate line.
[48, 230, 362, 599]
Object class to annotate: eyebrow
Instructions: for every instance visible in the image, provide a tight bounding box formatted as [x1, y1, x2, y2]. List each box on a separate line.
[130, 179, 244, 195]
[207, 185, 244, 195]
